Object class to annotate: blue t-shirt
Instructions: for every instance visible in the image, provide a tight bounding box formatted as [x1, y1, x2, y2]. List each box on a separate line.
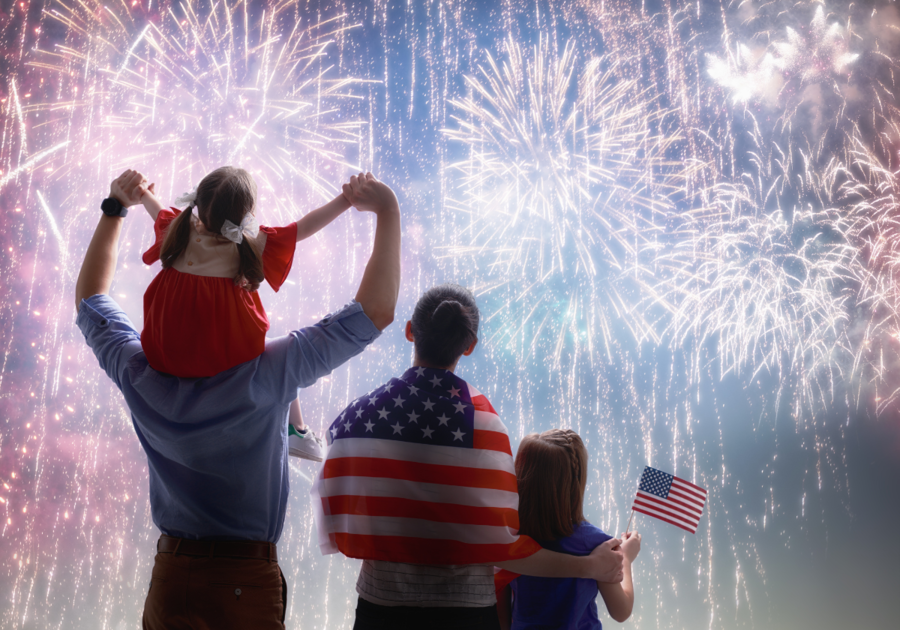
[511, 522, 612, 630]
[76, 294, 380, 542]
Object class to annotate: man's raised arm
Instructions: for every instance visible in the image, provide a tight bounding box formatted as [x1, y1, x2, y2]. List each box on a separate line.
[343, 172, 401, 331]
[75, 170, 147, 310]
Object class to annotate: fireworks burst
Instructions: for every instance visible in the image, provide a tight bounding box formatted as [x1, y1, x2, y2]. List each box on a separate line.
[443, 36, 694, 363]
[708, 4, 858, 105]
[26, 0, 367, 218]
[681, 1, 900, 415]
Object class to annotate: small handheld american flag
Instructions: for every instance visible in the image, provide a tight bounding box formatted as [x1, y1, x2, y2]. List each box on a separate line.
[630, 466, 707, 534]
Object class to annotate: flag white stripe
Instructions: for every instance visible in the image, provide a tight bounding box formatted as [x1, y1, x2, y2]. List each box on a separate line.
[325, 438, 515, 473]
[318, 476, 520, 510]
[667, 487, 706, 509]
[321, 514, 519, 545]
[671, 479, 707, 500]
[633, 500, 700, 531]
[635, 491, 703, 518]
[635, 493, 701, 525]
[474, 409, 507, 433]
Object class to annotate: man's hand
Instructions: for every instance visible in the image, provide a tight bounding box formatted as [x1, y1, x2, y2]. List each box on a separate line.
[342, 172, 398, 215]
[109, 169, 147, 207]
[620, 531, 642, 563]
[590, 537, 625, 583]
[350, 171, 400, 331]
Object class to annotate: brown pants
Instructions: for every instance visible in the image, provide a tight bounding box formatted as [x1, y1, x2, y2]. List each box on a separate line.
[142, 552, 287, 630]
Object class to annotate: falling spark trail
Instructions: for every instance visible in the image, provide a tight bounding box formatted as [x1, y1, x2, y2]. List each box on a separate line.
[0, 142, 71, 191]
[35, 191, 65, 253]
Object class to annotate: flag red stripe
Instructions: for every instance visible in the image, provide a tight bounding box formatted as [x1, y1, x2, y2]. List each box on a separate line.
[332, 532, 541, 564]
[633, 507, 698, 534]
[494, 568, 519, 598]
[637, 490, 704, 516]
[633, 496, 700, 525]
[322, 457, 519, 493]
[471, 394, 497, 415]
[473, 429, 512, 455]
[672, 476, 707, 494]
[323, 495, 520, 528]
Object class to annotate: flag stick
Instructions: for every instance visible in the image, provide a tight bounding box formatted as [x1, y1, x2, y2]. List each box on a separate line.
[624, 509, 635, 537]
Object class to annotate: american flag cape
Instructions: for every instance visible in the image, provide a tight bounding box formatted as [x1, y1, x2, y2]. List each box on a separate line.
[632, 466, 707, 534]
[311, 367, 541, 564]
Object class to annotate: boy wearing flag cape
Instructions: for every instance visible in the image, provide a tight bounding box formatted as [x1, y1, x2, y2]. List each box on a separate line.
[313, 284, 624, 629]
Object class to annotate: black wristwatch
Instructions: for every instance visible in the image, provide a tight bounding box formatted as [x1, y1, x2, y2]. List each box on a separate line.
[100, 197, 128, 217]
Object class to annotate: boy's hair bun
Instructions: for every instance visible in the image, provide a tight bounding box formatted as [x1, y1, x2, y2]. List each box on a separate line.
[431, 300, 464, 330]
[410, 284, 479, 368]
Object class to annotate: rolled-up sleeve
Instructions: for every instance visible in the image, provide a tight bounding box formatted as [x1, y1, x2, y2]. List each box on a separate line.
[76, 295, 144, 390]
[261, 301, 381, 402]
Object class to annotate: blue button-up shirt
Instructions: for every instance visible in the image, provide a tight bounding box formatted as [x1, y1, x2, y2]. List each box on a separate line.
[76, 294, 380, 543]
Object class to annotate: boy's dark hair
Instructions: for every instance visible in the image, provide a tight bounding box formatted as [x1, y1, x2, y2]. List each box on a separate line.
[515, 429, 588, 541]
[410, 284, 479, 368]
[160, 166, 264, 291]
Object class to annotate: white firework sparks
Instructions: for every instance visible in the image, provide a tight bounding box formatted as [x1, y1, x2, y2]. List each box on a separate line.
[443, 35, 694, 363]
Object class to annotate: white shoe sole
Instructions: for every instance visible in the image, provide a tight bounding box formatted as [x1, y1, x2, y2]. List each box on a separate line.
[289, 434, 324, 462]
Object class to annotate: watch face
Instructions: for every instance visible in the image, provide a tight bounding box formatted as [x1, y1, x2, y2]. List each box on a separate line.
[101, 197, 123, 216]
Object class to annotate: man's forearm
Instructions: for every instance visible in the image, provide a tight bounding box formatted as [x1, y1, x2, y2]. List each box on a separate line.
[75, 215, 124, 310]
[354, 205, 400, 330]
[296, 194, 351, 241]
[494, 549, 592, 579]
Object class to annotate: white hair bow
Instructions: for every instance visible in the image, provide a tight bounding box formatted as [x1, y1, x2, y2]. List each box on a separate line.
[220, 214, 259, 245]
[174, 187, 198, 207]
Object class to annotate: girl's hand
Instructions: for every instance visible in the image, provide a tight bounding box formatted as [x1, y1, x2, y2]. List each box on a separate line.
[139, 181, 165, 221]
[342, 172, 399, 215]
[141, 182, 161, 205]
[109, 169, 148, 207]
[620, 531, 642, 563]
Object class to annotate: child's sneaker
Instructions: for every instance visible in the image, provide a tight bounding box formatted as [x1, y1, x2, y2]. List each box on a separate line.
[288, 424, 324, 462]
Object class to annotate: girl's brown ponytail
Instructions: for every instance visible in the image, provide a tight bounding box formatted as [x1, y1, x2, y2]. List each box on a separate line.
[235, 237, 264, 292]
[159, 203, 195, 269]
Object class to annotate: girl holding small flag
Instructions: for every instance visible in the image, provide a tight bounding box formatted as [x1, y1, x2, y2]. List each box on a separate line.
[497, 430, 642, 629]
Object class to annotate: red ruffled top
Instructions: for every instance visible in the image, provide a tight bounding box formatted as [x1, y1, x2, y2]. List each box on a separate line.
[141, 208, 297, 378]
